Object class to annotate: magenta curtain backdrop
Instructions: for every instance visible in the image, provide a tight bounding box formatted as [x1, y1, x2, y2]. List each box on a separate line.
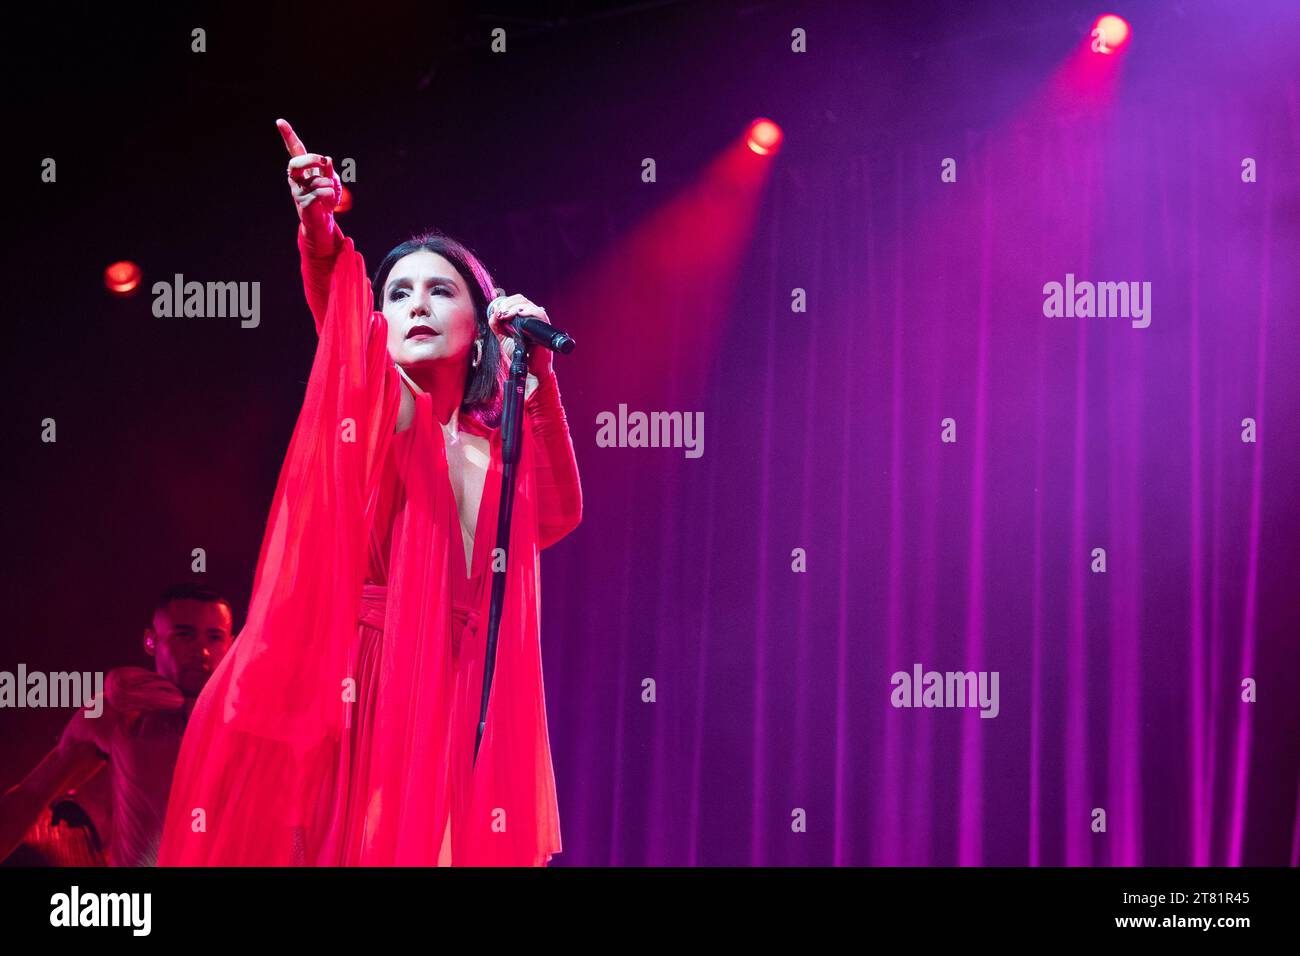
[532, 61, 1300, 868]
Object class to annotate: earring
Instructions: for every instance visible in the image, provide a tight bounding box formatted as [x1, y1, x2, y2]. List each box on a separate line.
[472, 338, 484, 368]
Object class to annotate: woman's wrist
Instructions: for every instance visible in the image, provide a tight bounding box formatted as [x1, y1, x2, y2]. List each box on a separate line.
[299, 216, 340, 257]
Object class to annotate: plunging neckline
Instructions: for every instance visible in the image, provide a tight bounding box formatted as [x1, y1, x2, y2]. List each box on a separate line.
[435, 399, 498, 582]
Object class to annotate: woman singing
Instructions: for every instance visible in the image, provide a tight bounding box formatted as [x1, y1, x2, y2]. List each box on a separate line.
[157, 120, 582, 866]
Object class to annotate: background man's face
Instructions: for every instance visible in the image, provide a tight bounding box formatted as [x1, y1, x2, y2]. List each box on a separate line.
[147, 599, 234, 696]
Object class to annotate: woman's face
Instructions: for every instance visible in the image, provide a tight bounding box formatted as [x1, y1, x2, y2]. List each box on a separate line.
[382, 250, 480, 371]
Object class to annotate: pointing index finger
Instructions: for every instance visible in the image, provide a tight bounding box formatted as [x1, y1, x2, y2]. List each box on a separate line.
[276, 118, 306, 157]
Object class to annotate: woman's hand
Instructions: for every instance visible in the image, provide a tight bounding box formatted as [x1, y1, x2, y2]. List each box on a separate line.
[277, 118, 341, 243]
[488, 294, 554, 381]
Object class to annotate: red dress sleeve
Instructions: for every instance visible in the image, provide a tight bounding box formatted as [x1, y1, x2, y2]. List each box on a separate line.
[158, 228, 402, 866]
[298, 220, 346, 335]
[524, 371, 583, 549]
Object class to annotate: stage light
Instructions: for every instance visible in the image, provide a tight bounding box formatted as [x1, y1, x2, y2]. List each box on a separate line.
[104, 260, 142, 296]
[746, 118, 782, 156]
[337, 184, 353, 213]
[1090, 14, 1130, 54]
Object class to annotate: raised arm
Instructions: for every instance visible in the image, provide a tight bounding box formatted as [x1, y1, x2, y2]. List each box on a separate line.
[299, 217, 346, 335]
[488, 296, 583, 549]
[278, 118, 347, 335]
[525, 370, 583, 549]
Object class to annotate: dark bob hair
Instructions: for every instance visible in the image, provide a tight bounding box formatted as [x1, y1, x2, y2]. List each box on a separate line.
[371, 230, 505, 429]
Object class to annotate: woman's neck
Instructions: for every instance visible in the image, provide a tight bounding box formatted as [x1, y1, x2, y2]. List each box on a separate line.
[402, 361, 468, 435]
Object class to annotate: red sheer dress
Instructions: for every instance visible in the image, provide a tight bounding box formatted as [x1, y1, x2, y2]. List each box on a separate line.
[157, 220, 581, 867]
[349, 396, 502, 865]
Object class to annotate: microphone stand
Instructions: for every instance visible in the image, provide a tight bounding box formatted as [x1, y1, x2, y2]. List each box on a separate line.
[473, 328, 529, 767]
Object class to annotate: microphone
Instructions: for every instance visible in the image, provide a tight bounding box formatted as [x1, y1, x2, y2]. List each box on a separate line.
[487, 296, 576, 354]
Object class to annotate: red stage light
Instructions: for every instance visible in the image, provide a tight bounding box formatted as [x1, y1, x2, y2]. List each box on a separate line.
[746, 118, 782, 156]
[337, 184, 353, 213]
[1091, 14, 1130, 54]
[104, 260, 142, 296]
